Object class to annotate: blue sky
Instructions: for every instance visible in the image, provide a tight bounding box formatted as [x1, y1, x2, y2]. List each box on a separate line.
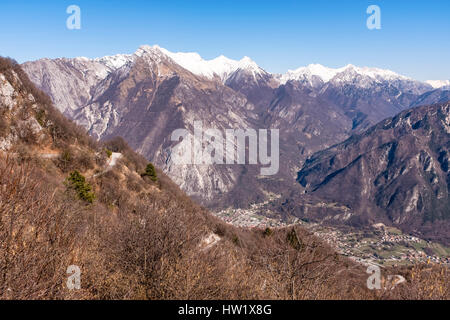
[0, 0, 449, 80]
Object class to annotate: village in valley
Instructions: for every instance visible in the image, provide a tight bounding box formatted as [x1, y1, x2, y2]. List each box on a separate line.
[214, 204, 450, 267]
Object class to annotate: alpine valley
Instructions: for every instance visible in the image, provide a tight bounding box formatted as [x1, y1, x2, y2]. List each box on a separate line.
[21, 45, 450, 248]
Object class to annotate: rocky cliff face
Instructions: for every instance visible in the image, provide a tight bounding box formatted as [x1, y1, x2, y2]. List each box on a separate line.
[294, 102, 450, 244]
[22, 55, 132, 117]
[0, 64, 46, 150]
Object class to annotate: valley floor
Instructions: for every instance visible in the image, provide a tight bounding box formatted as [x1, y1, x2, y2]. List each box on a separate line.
[213, 203, 450, 268]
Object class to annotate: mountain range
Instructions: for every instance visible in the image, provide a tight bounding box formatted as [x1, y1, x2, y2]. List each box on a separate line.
[20, 45, 450, 244]
[1, 53, 449, 300]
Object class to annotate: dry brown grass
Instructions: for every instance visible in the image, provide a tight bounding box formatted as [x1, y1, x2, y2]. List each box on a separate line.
[0, 156, 82, 299]
[1, 148, 449, 300]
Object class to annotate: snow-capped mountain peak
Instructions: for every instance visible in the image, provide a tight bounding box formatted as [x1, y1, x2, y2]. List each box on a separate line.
[94, 54, 133, 70]
[279, 64, 418, 86]
[146, 46, 265, 81]
[344, 65, 409, 81]
[35, 45, 448, 95]
[238, 56, 259, 69]
[280, 64, 341, 84]
[280, 63, 411, 85]
[425, 80, 450, 89]
[134, 45, 169, 63]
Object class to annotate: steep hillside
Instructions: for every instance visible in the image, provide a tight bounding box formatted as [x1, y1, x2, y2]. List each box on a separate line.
[411, 89, 450, 108]
[295, 102, 450, 245]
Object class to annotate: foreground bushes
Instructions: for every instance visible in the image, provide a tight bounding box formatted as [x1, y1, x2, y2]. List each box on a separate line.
[0, 157, 82, 299]
[1, 154, 449, 300]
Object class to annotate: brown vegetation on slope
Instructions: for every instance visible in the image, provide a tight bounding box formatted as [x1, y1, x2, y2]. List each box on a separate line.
[1, 153, 448, 300]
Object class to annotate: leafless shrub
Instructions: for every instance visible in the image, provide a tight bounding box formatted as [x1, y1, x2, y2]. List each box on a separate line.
[378, 264, 449, 300]
[0, 156, 83, 299]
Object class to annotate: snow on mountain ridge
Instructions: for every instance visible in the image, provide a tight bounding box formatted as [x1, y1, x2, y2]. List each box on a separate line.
[68, 45, 446, 87]
[157, 46, 265, 80]
[84, 44, 266, 81]
[279, 64, 343, 85]
[280, 63, 411, 85]
[426, 80, 450, 89]
[94, 54, 133, 70]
